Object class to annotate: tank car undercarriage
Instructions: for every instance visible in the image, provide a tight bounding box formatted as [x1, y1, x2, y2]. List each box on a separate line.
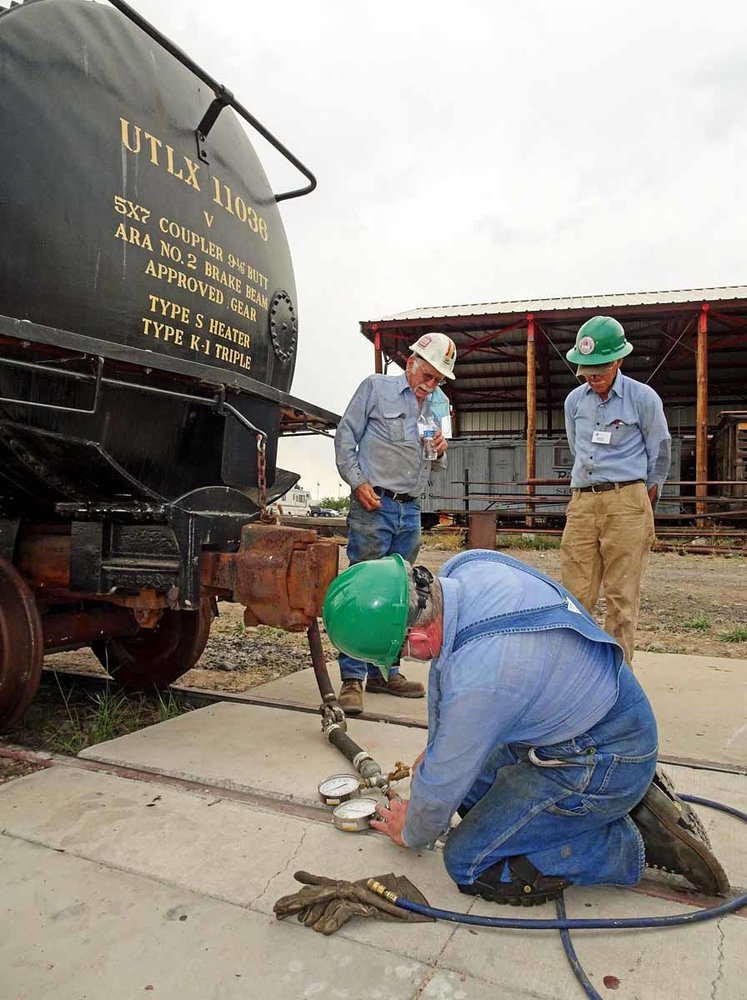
[0, 515, 338, 730]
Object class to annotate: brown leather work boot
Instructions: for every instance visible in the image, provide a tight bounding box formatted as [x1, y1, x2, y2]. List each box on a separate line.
[366, 673, 424, 698]
[338, 679, 364, 715]
[631, 768, 730, 896]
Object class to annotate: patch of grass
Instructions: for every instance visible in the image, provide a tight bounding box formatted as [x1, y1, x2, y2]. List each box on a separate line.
[11, 677, 189, 756]
[718, 627, 747, 643]
[424, 531, 465, 552]
[499, 533, 562, 551]
[682, 614, 712, 631]
[154, 690, 184, 722]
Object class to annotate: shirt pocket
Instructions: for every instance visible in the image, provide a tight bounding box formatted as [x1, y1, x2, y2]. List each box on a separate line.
[605, 419, 637, 446]
[382, 406, 407, 442]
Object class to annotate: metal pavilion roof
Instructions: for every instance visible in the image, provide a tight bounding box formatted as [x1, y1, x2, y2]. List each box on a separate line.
[373, 285, 747, 322]
[360, 285, 747, 425]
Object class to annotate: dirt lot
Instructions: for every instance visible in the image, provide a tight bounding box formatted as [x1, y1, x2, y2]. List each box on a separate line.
[45, 541, 747, 693]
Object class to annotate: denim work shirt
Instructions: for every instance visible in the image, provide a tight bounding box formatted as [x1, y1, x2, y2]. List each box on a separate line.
[335, 373, 445, 496]
[402, 550, 622, 849]
[564, 372, 671, 490]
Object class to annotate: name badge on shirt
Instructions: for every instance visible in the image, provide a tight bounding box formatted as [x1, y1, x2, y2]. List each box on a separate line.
[591, 430, 612, 444]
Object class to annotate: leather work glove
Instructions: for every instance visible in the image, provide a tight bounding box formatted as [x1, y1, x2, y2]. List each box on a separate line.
[273, 871, 432, 935]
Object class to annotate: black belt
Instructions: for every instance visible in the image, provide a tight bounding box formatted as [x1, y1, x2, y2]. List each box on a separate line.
[575, 479, 643, 494]
[374, 487, 416, 503]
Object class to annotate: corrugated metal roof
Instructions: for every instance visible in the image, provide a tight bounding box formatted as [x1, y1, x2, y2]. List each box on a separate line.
[374, 285, 747, 323]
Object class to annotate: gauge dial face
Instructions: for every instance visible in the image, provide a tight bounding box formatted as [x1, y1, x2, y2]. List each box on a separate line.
[333, 798, 378, 820]
[318, 774, 361, 800]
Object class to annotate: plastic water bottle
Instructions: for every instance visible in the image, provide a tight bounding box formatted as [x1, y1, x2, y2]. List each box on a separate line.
[418, 415, 437, 461]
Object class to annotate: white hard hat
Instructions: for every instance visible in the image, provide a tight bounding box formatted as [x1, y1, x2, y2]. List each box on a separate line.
[409, 332, 457, 380]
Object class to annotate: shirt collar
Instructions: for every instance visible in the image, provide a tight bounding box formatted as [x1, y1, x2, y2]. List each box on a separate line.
[432, 577, 459, 670]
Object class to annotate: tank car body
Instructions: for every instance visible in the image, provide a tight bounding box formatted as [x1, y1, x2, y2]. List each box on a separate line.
[0, 0, 339, 728]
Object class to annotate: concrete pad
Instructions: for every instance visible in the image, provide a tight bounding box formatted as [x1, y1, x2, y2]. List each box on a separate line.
[79, 702, 428, 805]
[247, 651, 747, 769]
[2, 764, 746, 1000]
[1, 836, 492, 1000]
[635, 651, 747, 768]
[0, 766, 462, 966]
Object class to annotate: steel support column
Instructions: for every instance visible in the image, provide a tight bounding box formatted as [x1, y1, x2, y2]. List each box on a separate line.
[374, 329, 383, 374]
[525, 314, 536, 529]
[696, 304, 709, 527]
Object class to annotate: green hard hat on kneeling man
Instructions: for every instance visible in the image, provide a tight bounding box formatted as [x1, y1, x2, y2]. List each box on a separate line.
[322, 555, 410, 675]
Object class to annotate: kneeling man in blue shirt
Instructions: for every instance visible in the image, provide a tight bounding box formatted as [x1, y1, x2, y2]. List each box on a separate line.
[322, 550, 729, 905]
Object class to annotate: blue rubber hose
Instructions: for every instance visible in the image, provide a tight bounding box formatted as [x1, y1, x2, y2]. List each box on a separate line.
[372, 795, 746, 999]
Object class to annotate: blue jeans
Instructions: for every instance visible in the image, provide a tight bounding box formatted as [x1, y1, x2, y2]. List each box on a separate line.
[443, 665, 658, 887]
[339, 494, 421, 681]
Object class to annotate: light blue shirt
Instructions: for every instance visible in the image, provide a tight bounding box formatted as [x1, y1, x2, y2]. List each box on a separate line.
[564, 372, 671, 490]
[335, 373, 445, 496]
[402, 552, 619, 848]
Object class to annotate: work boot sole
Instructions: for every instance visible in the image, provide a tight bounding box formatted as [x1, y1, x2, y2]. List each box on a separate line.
[458, 882, 565, 907]
[633, 775, 729, 895]
[653, 768, 712, 848]
[365, 684, 424, 698]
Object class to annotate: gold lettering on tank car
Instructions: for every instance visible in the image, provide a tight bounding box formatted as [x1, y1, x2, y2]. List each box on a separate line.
[120, 119, 270, 242]
[114, 221, 153, 251]
[209, 317, 252, 349]
[144, 259, 225, 304]
[120, 119, 201, 190]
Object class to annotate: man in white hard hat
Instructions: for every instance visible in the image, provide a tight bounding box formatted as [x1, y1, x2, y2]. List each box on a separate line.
[333, 332, 457, 714]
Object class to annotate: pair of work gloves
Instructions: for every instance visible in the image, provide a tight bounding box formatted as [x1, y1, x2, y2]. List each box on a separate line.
[273, 870, 433, 935]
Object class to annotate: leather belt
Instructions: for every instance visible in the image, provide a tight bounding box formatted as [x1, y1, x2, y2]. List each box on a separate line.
[375, 487, 416, 503]
[575, 479, 643, 494]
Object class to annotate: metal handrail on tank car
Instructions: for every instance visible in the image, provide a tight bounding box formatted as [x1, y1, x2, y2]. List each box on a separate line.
[0, 354, 104, 415]
[106, 0, 317, 203]
[0, 349, 268, 448]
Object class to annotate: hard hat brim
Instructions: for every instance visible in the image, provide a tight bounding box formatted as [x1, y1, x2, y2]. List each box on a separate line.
[566, 340, 633, 367]
[575, 362, 618, 376]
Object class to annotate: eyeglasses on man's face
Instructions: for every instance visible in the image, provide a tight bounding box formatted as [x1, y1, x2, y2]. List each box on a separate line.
[416, 361, 444, 387]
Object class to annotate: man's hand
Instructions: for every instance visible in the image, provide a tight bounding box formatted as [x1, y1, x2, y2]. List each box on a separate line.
[648, 485, 658, 505]
[433, 429, 448, 458]
[354, 483, 382, 511]
[370, 797, 409, 846]
[411, 751, 425, 778]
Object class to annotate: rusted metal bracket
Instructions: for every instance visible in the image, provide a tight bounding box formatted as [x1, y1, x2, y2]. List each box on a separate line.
[201, 523, 338, 631]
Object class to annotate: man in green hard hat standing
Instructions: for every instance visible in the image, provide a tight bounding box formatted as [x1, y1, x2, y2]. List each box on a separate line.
[561, 316, 671, 667]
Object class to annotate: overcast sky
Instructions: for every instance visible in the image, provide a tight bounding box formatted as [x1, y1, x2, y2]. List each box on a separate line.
[134, 0, 747, 502]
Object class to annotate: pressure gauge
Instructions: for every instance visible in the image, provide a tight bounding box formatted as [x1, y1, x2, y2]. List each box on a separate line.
[332, 797, 379, 833]
[317, 773, 362, 807]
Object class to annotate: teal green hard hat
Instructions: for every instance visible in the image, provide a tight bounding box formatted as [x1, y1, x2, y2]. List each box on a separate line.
[322, 555, 409, 676]
[566, 316, 633, 368]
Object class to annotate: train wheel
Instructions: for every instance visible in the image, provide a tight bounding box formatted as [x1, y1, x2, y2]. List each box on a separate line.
[91, 599, 213, 692]
[0, 557, 43, 731]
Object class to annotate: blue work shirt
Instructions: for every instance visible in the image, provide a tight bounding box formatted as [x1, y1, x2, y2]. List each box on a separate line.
[402, 551, 620, 849]
[335, 373, 445, 496]
[565, 372, 671, 490]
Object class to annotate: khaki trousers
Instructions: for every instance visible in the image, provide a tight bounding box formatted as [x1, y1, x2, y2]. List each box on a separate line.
[560, 482, 655, 666]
